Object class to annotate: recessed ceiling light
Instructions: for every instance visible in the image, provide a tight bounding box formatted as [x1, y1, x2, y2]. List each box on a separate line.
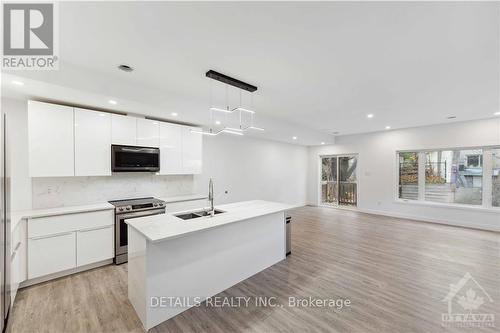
[331, 131, 339, 135]
[385, 126, 391, 130]
[108, 100, 117, 105]
[446, 115, 456, 119]
[171, 112, 178, 117]
[494, 111, 500, 116]
[11, 80, 24, 86]
[215, 120, 221, 125]
[321, 142, 325, 145]
[367, 114, 374, 118]
[118, 64, 134, 72]
[292, 136, 297, 140]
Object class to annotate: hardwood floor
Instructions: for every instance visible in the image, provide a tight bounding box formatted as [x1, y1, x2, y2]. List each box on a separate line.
[7, 206, 500, 333]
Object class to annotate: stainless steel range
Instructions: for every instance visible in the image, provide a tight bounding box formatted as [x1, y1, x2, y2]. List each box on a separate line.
[109, 197, 166, 264]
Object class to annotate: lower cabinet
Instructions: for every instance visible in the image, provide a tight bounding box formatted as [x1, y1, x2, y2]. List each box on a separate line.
[26, 209, 114, 281]
[11, 220, 27, 304]
[77, 225, 114, 266]
[28, 232, 76, 279]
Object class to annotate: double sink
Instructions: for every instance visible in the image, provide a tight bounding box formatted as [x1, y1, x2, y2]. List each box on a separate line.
[175, 209, 225, 220]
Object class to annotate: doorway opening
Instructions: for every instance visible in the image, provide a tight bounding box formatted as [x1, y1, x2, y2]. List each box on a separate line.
[320, 155, 358, 207]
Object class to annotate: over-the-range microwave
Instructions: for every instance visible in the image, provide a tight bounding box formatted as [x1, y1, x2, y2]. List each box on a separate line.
[111, 145, 160, 172]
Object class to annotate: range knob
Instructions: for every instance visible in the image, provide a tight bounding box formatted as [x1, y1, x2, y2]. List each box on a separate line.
[126, 206, 131, 211]
[153, 203, 158, 207]
[118, 207, 124, 212]
[159, 202, 164, 206]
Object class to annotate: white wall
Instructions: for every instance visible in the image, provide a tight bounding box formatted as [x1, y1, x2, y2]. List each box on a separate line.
[307, 118, 500, 231]
[194, 134, 308, 206]
[2, 97, 308, 210]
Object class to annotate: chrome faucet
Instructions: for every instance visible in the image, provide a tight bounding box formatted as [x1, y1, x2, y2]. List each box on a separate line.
[208, 178, 214, 216]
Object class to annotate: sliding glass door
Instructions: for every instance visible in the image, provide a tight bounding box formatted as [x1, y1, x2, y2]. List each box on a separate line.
[321, 155, 358, 207]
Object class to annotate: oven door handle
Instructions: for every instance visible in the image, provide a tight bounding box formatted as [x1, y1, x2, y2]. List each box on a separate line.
[117, 209, 165, 219]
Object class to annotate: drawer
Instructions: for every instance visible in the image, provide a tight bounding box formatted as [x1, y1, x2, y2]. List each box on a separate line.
[77, 225, 114, 266]
[28, 231, 76, 279]
[28, 209, 114, 238]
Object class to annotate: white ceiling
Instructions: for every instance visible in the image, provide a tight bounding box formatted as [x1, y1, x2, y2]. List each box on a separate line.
[2, 1, 499, 146]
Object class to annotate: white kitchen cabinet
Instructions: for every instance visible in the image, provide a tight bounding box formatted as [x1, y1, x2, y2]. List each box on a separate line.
[181, 126, 203, 174]
[159, 122, 183, 174]
[137, 118, 160, 147]
[26, 209, 113, 281]
[111, 114, 137, 146]
[28, 232, 76, 279]
[74, 108, 112, 176]
[11, 220, 27, 305]
[28, 101, 74, 177]
[27, 100, 203, 177]
[77, 225, 114, 266]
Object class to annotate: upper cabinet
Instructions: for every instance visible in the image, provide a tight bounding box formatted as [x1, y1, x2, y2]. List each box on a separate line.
[28, 101, 75, 177]
[159, 122, 183, 174]
[27, 101, 203, 177]
[137, 118, 160, 147]
[74, 108, 112, 176]
[181, 126, 203, 174]
[159, 124, 203, 175]
[111, 114, 137, 146]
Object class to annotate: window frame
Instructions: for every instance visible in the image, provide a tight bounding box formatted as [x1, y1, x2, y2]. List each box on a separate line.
[395, 146, 500, 211]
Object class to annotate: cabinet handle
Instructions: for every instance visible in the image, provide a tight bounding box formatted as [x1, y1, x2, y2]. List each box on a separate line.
[78, 225, 112, 233]
[30, 231, 73, 240]
[13, 241, 21, 253]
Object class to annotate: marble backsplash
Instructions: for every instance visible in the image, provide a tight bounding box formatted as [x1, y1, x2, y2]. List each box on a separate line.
[31, 173, 195, 209]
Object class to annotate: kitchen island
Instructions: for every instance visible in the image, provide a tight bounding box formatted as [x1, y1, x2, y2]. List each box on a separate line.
[126, 200, 294, 330]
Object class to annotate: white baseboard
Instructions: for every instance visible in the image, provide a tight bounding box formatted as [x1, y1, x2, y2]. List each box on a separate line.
[20, 259, 114, 288]
[358, 208, 499, 233]
[307, 204, 499, 232]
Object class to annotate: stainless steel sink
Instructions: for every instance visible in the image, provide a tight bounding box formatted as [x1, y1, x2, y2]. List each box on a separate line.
[175, 209, 225, 220]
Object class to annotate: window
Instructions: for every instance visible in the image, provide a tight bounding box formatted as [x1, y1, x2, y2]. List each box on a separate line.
[397, 147, 499, 209]
[425, 149, 482, 205]
[398, 152, 418, 200]
[493, 149, 500, 207]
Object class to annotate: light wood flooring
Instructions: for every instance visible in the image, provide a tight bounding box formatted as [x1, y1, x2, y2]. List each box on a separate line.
[7, 206, 500, 332]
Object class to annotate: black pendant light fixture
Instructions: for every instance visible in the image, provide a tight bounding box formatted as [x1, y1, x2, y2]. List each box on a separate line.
[192, 70, 264, 136]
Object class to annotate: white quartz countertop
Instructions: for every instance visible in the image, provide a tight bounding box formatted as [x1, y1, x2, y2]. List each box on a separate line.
[10, 193, 207, 232]
[10, 202, 115, 232]
[126, 200, 297, 242]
